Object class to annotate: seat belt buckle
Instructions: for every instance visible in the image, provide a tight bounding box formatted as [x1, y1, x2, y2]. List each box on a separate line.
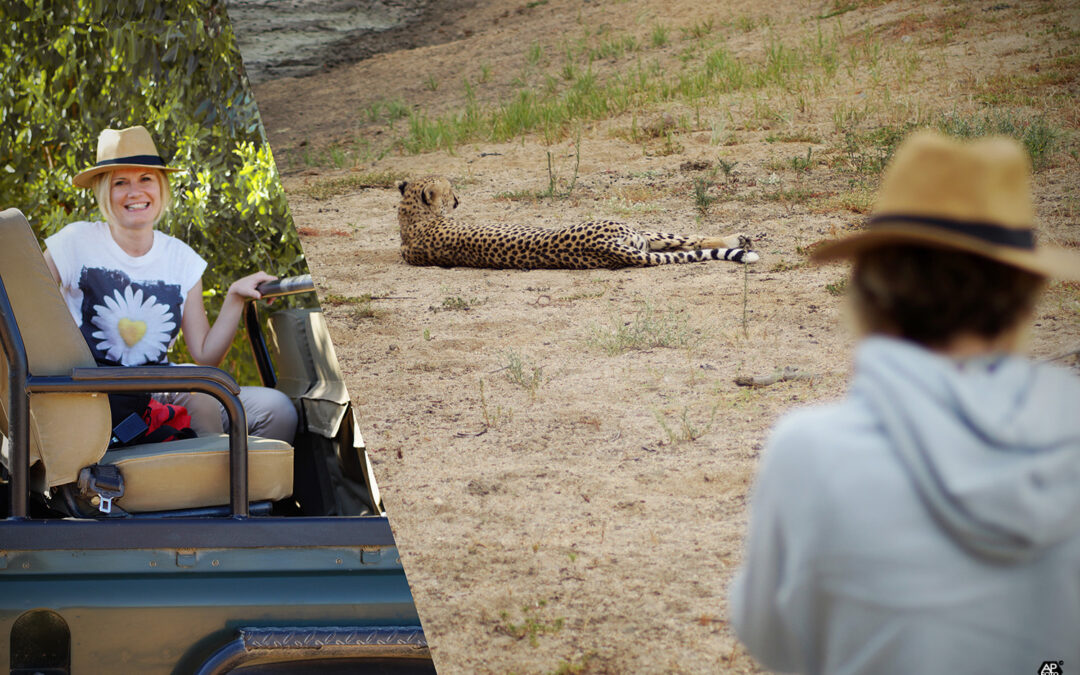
[77, 465, 125, 514]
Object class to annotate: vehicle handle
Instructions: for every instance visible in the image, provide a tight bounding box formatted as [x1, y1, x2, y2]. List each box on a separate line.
[255, 274, 314, 300]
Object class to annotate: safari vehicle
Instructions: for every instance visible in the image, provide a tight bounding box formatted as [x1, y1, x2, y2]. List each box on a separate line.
[0, 208, 432, 674]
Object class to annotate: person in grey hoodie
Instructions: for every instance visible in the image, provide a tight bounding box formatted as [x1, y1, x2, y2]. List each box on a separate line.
[729, 131, 1080, 675]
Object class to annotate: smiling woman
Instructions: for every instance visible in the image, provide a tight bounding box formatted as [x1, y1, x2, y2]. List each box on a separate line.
[41, 125, 297, 443]
[0, 14, 315, 387]
[102, 169, 166, 241]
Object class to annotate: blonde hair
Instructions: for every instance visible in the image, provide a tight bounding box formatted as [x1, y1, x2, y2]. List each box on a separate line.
[91, 168, 172, 228]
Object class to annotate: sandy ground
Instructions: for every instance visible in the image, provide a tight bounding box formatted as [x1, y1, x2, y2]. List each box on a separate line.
[240, 1, 1080, 672]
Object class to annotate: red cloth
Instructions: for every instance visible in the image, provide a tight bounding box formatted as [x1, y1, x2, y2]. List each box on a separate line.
[142, 399, 194, 441]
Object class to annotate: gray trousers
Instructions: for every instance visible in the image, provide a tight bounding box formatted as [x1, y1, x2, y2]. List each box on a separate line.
[153, 386, 298, 443]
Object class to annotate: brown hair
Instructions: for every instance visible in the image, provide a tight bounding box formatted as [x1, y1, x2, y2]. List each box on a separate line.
[850, 245, 1045, 348]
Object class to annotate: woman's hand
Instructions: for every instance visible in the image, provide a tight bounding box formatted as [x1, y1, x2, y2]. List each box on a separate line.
[227, 271, 278, 301]
[182, 271, 278, 366]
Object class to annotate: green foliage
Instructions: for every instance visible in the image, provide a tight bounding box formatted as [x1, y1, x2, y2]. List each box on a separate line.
[0, 3, 311, 384]
[691, 175, 717, 217]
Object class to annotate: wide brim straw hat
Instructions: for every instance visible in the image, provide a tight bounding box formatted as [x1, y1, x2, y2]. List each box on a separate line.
[812, 130, 1080, 281]
[72, 125, 184, 189]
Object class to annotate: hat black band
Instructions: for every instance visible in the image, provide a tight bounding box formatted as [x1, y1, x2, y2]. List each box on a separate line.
[868, 214, 1035, 250]
[95, 154, 167, 168]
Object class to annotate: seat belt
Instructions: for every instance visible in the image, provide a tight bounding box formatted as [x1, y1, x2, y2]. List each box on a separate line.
[77, 464, 125, 514]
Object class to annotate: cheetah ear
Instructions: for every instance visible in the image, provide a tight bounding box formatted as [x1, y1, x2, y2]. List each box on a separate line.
[421, 184, 434, 206]
[397, 180, 408, 195]
[453, 194, 459, 209]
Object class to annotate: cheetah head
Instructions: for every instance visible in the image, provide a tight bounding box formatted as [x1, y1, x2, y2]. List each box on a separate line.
[397, 175, 459, 218]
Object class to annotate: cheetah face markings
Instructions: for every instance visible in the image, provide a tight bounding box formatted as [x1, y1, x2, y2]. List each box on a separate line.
[399, 177, 459, 216]
[397, 174, 760, 269]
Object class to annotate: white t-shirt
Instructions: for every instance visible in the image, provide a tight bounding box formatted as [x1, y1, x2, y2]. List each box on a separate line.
[45, 220, 207, 366]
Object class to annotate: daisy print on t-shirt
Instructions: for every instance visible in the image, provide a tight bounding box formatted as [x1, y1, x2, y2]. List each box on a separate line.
[77, 267, 183, 366]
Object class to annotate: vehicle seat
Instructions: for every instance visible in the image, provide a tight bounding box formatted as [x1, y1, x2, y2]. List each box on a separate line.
[0, 207, 292, 514]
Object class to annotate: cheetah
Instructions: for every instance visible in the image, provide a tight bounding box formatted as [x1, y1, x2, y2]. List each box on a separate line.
[397, 175, 759, 270]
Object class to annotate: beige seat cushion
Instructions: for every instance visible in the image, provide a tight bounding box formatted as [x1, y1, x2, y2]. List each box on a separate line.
[0, 208, 111, 486]
[102, 435, 293, 512]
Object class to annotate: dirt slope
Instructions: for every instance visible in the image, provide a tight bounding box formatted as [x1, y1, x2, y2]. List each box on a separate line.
[247, 1, 1080, 672]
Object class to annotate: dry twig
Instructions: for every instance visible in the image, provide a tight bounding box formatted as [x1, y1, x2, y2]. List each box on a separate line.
[734, 366, 819, 388]
[1043, 344, 1080, 363]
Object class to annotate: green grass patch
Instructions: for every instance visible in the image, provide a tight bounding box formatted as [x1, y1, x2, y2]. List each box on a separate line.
[837, 111, 1060, 179]
[494, 189, 543, 203]
[681, 18, 715, 41]
[322, 293, 373, 305]
[839, 122, 915, 176]
[321, 293, 380, 318]
[366, 98, 411, 126]
[505, 349, 544, 395]
[390, 29, 844, 154]
[812, 187, 875, 214]
[650, 24, 670, 48]
[769, 258, 809, 272]
[759, 186, 823, 205]
[937, 111, 1059, 169]
[557, 285, 609, 302]
[589, 35, 639, 61]
[588, 302, 697, 355]
[478, 379, 514, 429]
[691, 174, 718, 217]
[436, 295, 482, 311]
[654, 404, 718, 444]
[302, 170, 408, 200]
[820, 0, 889, 20]
[550, 653, 597, 675]
[497, 601, 565, 647]
[765, 130, 824, 144]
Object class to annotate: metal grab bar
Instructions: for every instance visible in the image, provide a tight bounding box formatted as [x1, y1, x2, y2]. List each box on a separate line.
[255, 274, 314, 300]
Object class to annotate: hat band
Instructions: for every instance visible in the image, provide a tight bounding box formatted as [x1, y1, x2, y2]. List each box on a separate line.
[868, 214, 1035, 250]
[95, 154, 167, 168]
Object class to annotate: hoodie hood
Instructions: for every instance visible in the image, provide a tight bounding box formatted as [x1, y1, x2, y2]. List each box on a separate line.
[852, 336, 1080, 563]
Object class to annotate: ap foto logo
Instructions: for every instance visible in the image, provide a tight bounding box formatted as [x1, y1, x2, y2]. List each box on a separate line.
[1040, 662, 1065, 675]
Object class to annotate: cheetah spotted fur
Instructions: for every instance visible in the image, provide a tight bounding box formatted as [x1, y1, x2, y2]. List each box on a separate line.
[397, 175, 759, 270]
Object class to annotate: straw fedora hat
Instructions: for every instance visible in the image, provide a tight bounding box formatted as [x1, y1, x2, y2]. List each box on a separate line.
[72, 125, 183, 189]
[812, 130, 1080, 280]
